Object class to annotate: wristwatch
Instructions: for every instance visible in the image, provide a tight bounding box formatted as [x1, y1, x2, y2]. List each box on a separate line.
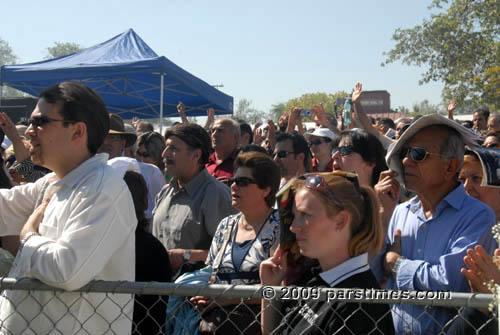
[392, 256, 406, 279]
[183, 249, 191, 262]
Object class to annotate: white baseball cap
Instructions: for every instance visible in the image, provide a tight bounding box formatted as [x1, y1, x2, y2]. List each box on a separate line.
[304, 128, 335, 141]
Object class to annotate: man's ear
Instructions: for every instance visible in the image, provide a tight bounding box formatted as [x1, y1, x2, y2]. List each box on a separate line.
[444, 157, 461, 181]
[71, 122, 87, 142]
[191, 148, 202, 163]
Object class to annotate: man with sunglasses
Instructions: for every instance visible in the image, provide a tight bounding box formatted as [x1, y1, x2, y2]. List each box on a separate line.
[373, 114, 496, 334]
[273, 132, 312, 187]
[0, 82, 137, 334]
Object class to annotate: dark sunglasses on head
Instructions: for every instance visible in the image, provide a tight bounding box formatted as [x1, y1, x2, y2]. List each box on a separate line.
[28, 115, 77, 128]
[331, 145, 355, 157]
[399, 147, 440, 162]
[273, 150, 294, 159]
[304, 175, 345, 209]
[136, 150, 150, 157]
[229, 176, 257, 187]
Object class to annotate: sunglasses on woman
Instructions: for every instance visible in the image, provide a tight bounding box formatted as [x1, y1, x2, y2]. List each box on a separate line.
[229, 176, 257, 187]
[331, 145, 355, 157]
[301, 172, 360, 209]
[399, 147, 441, 162]
[136, 150, 150, 158]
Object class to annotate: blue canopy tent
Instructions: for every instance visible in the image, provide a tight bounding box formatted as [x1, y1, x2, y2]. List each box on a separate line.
[0, 29, 233, 130]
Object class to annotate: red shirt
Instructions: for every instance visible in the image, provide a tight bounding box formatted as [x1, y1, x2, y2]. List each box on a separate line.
[205, 149, 239, 180]
[311, 157, 334, 172]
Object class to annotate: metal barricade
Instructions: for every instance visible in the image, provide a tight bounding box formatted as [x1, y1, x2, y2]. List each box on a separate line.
[0, 277, 496, 334]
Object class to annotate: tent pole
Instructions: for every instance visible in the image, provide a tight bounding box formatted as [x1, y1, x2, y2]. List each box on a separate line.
[0, 83, 3, 109]
[159, 73, 164, 135]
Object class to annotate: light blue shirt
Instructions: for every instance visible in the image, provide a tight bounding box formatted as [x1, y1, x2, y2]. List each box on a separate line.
[372, 184, 496, 334]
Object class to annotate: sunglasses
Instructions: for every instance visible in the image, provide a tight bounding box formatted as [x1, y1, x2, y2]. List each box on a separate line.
[229, 176, 257, 187]
[309, 139, 325, 146]
[273, 150, 294, 159]
[28, 115, 77, 128]
[399, 147, 441, 162]
[304, 175, 345, 209]
[331, 145, 355, 157]
[136, 151, 150, 158]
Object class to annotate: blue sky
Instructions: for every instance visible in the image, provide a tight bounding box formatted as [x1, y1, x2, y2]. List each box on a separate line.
[1, 0, 445, 114]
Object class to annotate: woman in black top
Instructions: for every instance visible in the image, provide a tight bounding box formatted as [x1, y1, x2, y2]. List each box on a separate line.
[260, 171, 395, 335]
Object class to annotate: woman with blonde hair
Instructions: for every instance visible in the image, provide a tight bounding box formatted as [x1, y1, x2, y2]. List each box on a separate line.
[260, 171, 394, 335]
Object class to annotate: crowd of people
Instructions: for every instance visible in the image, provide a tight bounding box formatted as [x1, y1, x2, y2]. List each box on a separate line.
[0, 80, 497, 334]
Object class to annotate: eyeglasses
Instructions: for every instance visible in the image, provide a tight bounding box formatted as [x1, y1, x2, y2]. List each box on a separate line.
[136, 150, 150, 157]
[309, 139, 324, 146]
[273, 150, 294, 159]
[229, 176, 257, 187]
[331, 145, 355, 157]
[300, 171, 360, 209]
[28, 115, 77, 128]
[484, 143, 500, 149]
[399, 147, 441, 162]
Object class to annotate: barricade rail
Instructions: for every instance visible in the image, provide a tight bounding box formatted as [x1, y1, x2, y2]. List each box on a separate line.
[0, 277, 496, 334]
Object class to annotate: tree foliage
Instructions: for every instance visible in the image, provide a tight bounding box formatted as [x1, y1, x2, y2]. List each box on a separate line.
[283, 91, 349, 119]
[45, 42, 83, 59]
[0, 37, 24, 97]
[234, 99, 269, 124]
[410, 99, 441, 116]
[383, 0, 500, 110]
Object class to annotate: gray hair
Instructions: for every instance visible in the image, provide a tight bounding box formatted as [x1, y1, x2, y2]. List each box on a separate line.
[215, 118, 241, 137]
[440, 128, 464, 167]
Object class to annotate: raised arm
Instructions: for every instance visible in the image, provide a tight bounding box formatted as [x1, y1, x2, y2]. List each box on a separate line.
[447, 99, 456, 121]
[177, 102, 189, 124]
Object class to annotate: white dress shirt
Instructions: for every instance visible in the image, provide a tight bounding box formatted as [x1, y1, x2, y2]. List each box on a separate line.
[0, 153, 137, 335]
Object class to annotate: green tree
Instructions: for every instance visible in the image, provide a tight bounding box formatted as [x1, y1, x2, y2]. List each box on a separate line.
[284, 91, 349, 119]
[234, 99, 268, 124]
[410, 99, 440, 116]
[383, 0, 500, 110]
[0, 37, 24, 97]
[45, 42, 83, 59]
[270, 102, 286, 122]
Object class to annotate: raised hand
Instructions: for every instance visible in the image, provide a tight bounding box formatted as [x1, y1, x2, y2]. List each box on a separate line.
[351, 82, 363, 104]
[259, 247, 287, 286]
[461, 246, 500, 293]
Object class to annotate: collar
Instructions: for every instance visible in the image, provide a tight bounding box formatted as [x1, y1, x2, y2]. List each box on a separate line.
[54, 153, 108, 188]
[408, 183, 466, 213]
[209, 148, 239, 164]
[319, 253, 370, 287]
[172, 168, 211, 197]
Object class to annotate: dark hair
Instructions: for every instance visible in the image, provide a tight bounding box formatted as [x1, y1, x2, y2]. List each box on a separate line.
[239, 144, 269, 155]
[276, 132, 312, 172]
[485, 130, 500, 143]
[475, 108, 490, 120]
[123, 171, 149, 231]
[239, 123, 253, 144]
[379, 118, 395, 130]
[137, 121, 154, 133]
[234, 152, 281, 207]
[339, 130, 387, 187]
[0, 157, 12, 189]
[137, 131, 165, 170]
[165, 123, 211, 166]
[39, 82, 109, 155]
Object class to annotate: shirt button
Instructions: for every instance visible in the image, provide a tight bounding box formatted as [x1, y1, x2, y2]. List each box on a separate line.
[423, 223, 428, 228]
[417, 249, 422, 253]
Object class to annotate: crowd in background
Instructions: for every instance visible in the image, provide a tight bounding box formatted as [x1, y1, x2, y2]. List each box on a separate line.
[0, 81, 497, 334]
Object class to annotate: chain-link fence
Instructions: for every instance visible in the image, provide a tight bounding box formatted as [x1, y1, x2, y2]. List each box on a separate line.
[0, 277, 496, 334]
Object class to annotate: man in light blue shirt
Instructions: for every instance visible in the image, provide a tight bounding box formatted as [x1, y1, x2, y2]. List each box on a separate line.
[372, 115, 496, 334]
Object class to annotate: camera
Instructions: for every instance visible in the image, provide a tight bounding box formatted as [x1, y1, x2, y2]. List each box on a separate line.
[300, 109, 313, 117]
